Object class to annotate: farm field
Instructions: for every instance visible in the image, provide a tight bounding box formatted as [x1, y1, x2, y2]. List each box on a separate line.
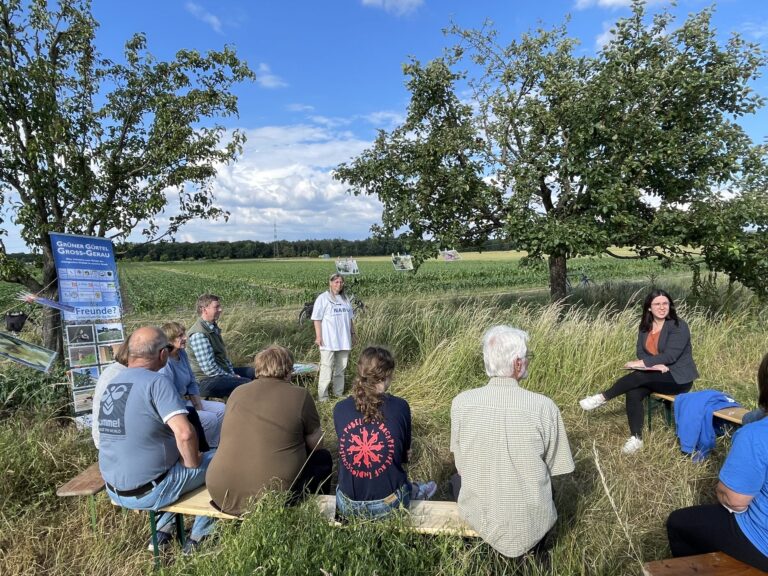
[1, 254, 766, 576]
[115, 252, 686, 315]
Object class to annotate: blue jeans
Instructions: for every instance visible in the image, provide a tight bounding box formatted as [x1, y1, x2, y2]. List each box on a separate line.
[335, 483, 410, 520]
[105, 451, 216, 540]
[742, 408, 767, 425]
[198, 366, 254, 398]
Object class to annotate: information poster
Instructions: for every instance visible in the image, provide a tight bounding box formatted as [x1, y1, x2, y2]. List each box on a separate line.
[50, 233, 125, 415]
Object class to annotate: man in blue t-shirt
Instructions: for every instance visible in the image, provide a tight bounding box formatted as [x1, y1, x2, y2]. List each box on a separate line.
[98, 326, 215, 555]
[666, 418, 768, 571]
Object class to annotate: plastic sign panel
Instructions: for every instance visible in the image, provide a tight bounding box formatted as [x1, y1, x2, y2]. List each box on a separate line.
[50, 233, 125, 414]
[391, 253, 414, 271]
[335, 258, 360, 276]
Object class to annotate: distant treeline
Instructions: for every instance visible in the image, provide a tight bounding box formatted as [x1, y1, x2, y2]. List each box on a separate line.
[7, 238, 517, 263]
[119, 238, 412, 261]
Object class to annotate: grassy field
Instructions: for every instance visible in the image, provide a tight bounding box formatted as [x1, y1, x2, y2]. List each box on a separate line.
[0, 255, 765, 575]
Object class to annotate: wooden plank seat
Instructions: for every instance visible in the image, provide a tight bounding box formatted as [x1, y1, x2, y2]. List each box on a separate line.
[158, 487, 477, 536]
[55, 462, 105, 531]
[647, 393, 750, 431]
[142, 486, 477, 566]
[642, 551, 764, 575]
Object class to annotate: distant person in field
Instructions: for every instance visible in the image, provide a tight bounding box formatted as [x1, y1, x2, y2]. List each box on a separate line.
[579, 289, 698, 454]
[187, 294, 254, 398]
[97, 326, 214, 555]
[206, 345, 332, 515]
[92, 340, 129, 449]
[312, 273, 355, 401]
[160, 321, 225, 447]
[450, 326, 574, 558]
[666, 353, 768, 571]
[334, 346, 436, 520]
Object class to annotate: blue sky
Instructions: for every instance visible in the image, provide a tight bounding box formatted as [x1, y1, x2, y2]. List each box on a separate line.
[6, 0, 768, 252]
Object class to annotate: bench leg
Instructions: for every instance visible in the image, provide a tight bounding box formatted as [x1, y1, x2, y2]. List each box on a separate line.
[175, 513, 186, 546]
[88, 494, 98, 533]
[148, 510, 160, 570]
[663, 401, 673, 426]
[647, 398, 653, 432]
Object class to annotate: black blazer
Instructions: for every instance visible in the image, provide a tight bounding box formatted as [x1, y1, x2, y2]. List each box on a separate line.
[636, 318, 699, 384]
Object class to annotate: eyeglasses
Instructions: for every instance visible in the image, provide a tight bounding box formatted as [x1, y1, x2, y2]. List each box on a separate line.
[651, 302, 669, 308]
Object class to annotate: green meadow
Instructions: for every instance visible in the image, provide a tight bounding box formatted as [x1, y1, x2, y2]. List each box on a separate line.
[1, 253, 766, 575]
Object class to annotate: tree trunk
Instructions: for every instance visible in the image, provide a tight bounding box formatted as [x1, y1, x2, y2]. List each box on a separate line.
[41, 246, 63, 361]
[549, 253, 567, 301]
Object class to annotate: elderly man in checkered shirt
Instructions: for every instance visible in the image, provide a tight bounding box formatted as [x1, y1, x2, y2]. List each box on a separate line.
[186, 294, 254, 398]
[450, 325, 574, 558]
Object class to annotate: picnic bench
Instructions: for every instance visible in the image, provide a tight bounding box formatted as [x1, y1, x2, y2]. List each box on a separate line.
[145, 486, 477, 566]
[642, 551, 764, 575]
[647, 393, 750, 431]
[55, 462, 105, 531]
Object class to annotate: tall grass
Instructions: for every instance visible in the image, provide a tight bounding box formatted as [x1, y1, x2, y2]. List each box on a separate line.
[1, 296, 767, 575]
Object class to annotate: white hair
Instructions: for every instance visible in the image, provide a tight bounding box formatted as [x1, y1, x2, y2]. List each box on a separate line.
[482, 325, 529, 378]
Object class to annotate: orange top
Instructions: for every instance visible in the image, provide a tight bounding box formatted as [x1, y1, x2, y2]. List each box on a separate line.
[645, 330, 660, 356]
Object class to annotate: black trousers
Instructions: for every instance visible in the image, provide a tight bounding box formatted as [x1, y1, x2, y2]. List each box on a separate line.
[602, 370, 692, 437]
[288, 449, 333, 505]
[667, 504, 768, 572]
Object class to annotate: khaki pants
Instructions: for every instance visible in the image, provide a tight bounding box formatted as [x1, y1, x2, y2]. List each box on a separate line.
[318, 349, 350, 401]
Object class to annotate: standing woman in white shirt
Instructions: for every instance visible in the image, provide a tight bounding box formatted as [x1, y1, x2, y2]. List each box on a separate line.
[312, 273, 355, 402]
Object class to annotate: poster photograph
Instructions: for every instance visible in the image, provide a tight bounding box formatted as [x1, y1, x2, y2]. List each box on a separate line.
[0, 332, 57, 373]
[98, 344, 117, 364]
[69, 344, 98, 367]
[70, 366, 100, 388]
[441, 249, 461, 262]
[66, 324, 95, 345]
[335, 258, 360, 276]
[391, 253, 414, 271]
[72, 385, 96, 414]
[96, 323, 124, 343]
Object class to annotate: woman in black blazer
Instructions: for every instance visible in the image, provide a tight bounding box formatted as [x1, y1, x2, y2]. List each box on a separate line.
[579, 289, 699, 454]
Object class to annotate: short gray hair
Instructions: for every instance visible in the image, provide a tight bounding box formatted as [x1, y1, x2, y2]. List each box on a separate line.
[482, 325, 529, 378]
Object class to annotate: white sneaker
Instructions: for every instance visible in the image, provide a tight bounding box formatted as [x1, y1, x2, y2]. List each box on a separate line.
[579, 394, 606, 411]
[621, 436, 644, 455]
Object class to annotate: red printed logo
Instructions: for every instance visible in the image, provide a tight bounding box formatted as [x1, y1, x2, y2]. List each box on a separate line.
[340, 418, 394, 479]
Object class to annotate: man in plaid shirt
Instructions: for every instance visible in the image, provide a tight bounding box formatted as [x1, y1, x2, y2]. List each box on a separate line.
[186, 294, 254, 398]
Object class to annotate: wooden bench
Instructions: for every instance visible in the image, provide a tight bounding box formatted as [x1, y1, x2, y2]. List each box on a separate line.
[647, 393, 749, 431]
[55, 462, 105, 531]
[642, 551, 764, 575]
[145, 486, 477, 566]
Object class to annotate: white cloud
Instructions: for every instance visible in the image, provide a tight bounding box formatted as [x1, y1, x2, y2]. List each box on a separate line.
[363, 110, 405, 130]
[575, 0, 667, 10]
[361, 0, 423, 16]
[595, 21, 615, 48]
[172, 123, 382, 243]
[256, 63, 288, 89]
[286, 103, 315, 112]
[742, 21, 768, 41]
[185, 2, 223, 34]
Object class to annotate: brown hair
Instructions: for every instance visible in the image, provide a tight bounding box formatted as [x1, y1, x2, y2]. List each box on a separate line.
[114, 340, 129, 366]
[161, 321, 185, 343]
[196, 294, 220, 315]
[254, 345, 294, 380]
[353, 346, 395, 423]
[758, 352, 768, 411]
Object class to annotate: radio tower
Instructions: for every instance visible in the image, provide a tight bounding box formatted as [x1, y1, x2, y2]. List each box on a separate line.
[273, 221, 279, 259]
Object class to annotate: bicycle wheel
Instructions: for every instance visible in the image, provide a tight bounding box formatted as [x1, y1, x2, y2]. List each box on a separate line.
[298, 305, 312, 326]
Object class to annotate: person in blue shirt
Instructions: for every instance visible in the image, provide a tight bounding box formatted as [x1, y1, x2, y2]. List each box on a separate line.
[334, 346, 436, 519]
[665, 353, 768, 572]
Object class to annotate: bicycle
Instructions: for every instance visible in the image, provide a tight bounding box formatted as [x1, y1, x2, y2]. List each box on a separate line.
[565, 270, 592, 291]
[298, 293, 365, 326]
